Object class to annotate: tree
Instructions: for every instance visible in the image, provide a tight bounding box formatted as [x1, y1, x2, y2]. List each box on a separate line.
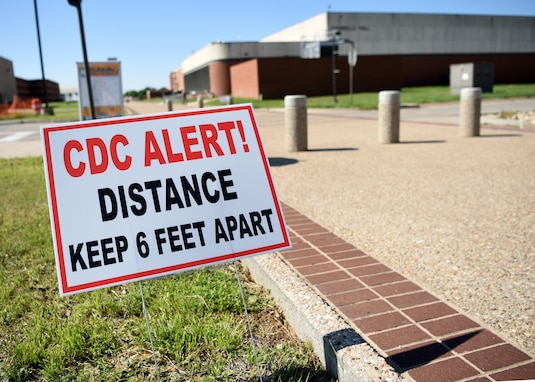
[124, 87, 170, 99]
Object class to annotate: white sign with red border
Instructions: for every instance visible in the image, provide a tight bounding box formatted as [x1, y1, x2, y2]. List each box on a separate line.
[41, 104, 291, 296]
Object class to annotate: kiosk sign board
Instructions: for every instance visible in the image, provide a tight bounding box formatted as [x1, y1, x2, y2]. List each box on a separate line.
[41, 105, 291, 296]
[77, 61, 124, 120]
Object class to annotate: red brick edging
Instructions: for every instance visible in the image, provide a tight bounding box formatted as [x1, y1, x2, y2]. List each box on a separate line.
[279, 202, 535, 381]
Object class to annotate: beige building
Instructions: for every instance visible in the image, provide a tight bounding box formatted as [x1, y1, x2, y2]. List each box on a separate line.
[170, 12, 535, 99]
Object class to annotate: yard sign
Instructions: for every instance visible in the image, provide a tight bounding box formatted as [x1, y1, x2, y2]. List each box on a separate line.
[41, 104, 291, 296]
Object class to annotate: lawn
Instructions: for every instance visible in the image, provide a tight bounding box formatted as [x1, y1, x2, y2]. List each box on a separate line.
[0, 101, 79, 123]
[204, 83, 535, 109]
[2, 84, 533, 124]
[0, 157, 333, 381]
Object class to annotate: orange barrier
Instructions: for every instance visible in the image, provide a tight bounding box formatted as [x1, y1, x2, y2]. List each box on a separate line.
[0, 96, 42, 116]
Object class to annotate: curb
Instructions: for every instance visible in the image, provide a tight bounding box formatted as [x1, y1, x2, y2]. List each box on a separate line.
[243, 254, 403, 381]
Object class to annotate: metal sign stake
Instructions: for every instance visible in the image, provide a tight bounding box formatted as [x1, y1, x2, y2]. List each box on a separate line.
[234, 261, 263, 382]
[139, 281, 161, 381]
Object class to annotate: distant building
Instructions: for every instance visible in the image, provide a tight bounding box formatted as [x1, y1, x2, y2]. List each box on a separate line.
[61, 86, 79, 102]
[0, 55, 61, 104]
[17, 79, 61, 102]
[0, 56, 17, 104]
[170, 12, 535, 99]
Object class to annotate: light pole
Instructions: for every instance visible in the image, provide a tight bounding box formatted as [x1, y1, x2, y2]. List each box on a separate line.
[33, 0, 53, 115]
[328, 27, 356, 105]
[68, 0, 95, 119]
[341, 39, 357, 105]
[330, 30, 341, 103]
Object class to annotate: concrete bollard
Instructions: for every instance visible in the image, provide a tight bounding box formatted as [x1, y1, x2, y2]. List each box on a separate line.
[166, 99, 173, 111]
[197, 96, 204, 108]
[284, 95, 307, 152]
[459, 87, 481, 137]
[378, 90, 400, 144]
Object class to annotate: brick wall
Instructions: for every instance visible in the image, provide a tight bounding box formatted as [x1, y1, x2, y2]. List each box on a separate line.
[230, 59, 259, 99]
[206, 53, 535, 100]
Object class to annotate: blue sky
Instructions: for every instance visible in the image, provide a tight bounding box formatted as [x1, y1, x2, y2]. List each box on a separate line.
[1, 0, 533, 92]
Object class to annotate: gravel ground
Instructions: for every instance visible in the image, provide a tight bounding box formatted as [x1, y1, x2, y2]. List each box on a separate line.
[254, 108, 535, 357]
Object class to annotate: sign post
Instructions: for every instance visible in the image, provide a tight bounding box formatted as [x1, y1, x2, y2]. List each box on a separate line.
[41, 104, 291, 296]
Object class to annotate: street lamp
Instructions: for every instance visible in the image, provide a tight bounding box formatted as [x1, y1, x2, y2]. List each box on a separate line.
[328, 28, 357, 105]
[33, 0, 53, 115]
[339, 38, 357, 104]
[68, 0, 95, 119]
[330, 30, 341, 103]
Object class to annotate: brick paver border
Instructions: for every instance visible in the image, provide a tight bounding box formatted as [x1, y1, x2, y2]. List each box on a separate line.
[279, 202, 535, 381]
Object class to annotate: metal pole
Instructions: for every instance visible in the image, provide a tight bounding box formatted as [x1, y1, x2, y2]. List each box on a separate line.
[73, 1, 95, 119]
[348, 42, 355, 105]
[331, 38, 337, 103]
[33, 0, 49, 113]
[349, 63, 353, 105]
[234, 261, 263, 382]
[138, 281, 161, 381]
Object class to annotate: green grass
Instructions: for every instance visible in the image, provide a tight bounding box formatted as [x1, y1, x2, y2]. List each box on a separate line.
[46, 101, 80, 121]
[203, 83, 535, 109]
[0, 101, 79, 123]
[1, 84, 533, 123]
[0, 157, 333, 381]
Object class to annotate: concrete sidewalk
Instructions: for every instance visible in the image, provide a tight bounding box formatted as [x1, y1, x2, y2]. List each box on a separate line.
[95, 100, 535, 380]
[248, 104, 535, 381]
[1, 99, 534, 381]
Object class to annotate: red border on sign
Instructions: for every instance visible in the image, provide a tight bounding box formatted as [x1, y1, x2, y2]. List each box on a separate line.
[42, 105, 291, 295]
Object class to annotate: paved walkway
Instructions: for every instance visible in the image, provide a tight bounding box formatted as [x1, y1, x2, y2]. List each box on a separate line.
[254, 102, 534, 381]
[280, 202, 534, 381]
[2, 99, 534, 381]
[116, 100, 535, 381]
